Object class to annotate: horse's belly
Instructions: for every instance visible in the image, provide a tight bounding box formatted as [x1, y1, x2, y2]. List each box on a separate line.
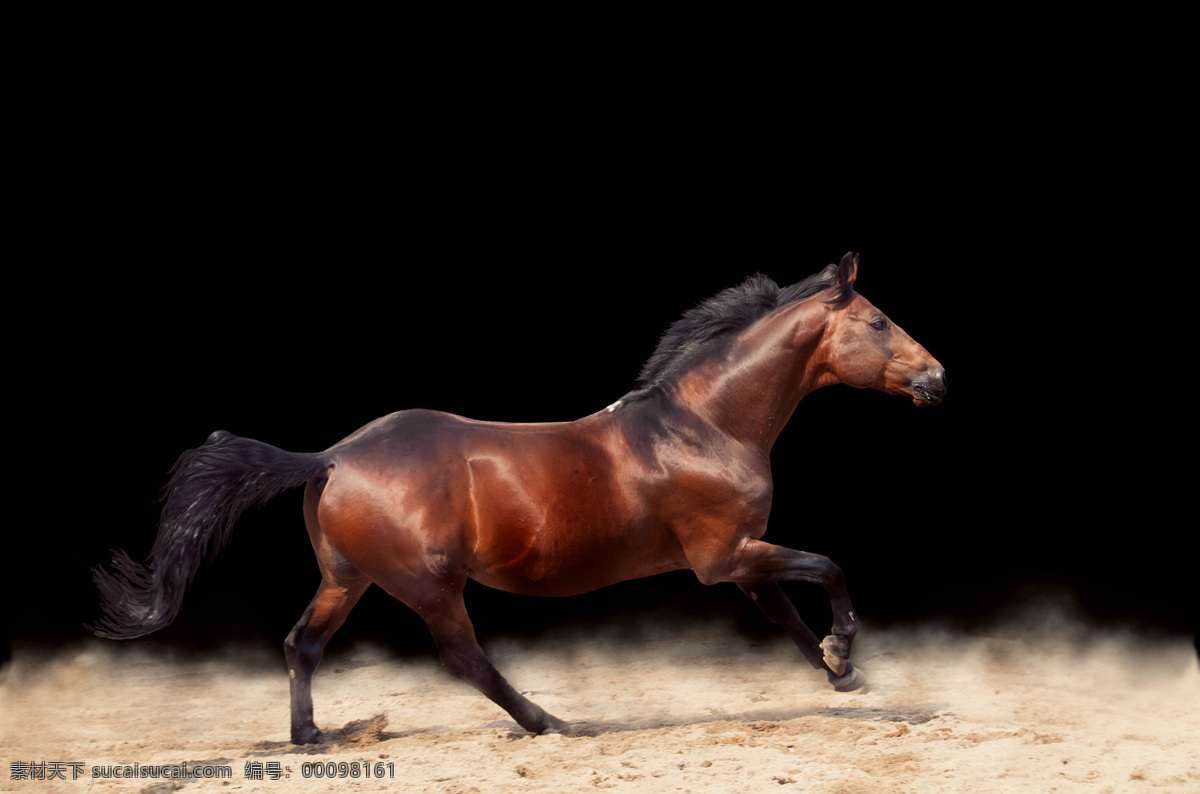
[466, 536, 686, 597]
[465, 510, 688, 596]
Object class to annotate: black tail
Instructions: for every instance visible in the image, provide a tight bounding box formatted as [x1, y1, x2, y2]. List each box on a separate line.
[91, 431, 329, 639]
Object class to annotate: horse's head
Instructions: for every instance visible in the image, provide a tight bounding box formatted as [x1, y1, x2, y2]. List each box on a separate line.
[820, 252, 946, 406]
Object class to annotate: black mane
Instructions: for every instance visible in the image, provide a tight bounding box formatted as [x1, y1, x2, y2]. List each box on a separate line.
[634, 264, 849, 392]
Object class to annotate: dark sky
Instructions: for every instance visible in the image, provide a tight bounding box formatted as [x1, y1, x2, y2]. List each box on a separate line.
[11, 108, 1192, 666]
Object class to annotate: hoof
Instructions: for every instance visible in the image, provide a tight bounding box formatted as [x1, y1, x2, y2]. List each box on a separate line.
[827, 663, 867, 693]
[538, 715, 572, 736]
[820, 635, 851, 675]
[291, 725, 323, 745]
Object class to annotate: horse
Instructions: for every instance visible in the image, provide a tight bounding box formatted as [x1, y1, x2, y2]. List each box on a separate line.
[92, 252, 945, 744]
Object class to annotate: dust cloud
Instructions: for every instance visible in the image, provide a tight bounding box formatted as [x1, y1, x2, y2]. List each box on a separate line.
[2, 606, 1197, 793]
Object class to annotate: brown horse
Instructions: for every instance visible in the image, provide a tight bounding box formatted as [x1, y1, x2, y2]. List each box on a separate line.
[92, 252, 945, 743]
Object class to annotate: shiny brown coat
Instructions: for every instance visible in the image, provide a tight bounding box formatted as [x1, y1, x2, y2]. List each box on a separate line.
[93, 252, 945, 743]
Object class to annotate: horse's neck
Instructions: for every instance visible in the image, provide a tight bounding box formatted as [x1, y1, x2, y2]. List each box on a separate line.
[668, 299, 832, 450]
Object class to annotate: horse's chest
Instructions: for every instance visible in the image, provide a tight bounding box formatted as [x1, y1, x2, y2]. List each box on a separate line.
[649, 449, 773, 534]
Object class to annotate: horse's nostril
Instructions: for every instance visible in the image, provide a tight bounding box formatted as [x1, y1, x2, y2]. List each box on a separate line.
[913, 371, 946, 404]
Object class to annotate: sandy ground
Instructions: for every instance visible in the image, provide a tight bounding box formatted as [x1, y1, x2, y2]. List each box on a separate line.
[2, 617, 1197, 793]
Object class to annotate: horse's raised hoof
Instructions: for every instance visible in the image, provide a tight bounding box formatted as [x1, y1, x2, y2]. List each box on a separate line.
[827, 662, 867, 693]
[820, 635, 851, 675]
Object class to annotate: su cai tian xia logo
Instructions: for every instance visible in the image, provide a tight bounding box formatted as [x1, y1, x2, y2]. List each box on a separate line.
[8, 759, 398, 781]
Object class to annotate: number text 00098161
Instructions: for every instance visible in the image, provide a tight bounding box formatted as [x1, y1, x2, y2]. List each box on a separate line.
[300, 761, 394, 779]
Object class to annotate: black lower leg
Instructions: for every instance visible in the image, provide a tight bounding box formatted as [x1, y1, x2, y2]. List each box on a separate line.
[284, 582, 366, 744]
[738, 581, 830, 671]
[424, 607, 567, 735]
[437, 642, 567, 733]
[727, 541, 860, 651]
[284, 602, 325, 743]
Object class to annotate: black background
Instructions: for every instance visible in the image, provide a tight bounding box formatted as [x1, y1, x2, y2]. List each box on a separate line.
[9, 50, 1194, 668]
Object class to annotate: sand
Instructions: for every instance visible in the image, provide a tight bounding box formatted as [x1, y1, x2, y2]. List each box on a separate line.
[2, 617, 1197, 793]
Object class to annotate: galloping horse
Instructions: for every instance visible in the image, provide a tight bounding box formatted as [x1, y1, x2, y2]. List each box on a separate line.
[92, 253, 945, 743]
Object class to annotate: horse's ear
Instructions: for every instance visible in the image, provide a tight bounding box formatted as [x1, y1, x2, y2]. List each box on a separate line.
[837, 251, 859, 285]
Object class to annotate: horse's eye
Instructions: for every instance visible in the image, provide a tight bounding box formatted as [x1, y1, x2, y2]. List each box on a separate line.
[869, 319, 888, 331]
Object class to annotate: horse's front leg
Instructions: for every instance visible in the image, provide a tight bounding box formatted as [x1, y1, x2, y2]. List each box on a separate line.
[737, 580, 866, 691]
[700, 539, 866, 691]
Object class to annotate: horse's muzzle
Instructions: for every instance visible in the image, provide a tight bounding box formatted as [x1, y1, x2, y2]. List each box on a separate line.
[910, 368, 947, 406]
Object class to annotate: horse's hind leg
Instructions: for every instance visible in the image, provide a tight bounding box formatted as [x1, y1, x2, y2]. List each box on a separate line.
[284, 574, 369, 743]
[429, 602, 568, 734]
[285, 478, 370, 744]
[429, 598, 570, 734]
[389, 578, 568, 735]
